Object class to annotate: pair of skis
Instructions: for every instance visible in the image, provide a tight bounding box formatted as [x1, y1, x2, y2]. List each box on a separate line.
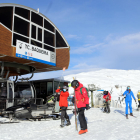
[74, 94, 78, 131]
[73, 77, 78, 131]
[129, 115, 137, 118]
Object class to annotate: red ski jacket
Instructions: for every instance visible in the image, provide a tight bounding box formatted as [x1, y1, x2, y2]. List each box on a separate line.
[55, 89, 69, 107]
[74, 82, 89, 108]
[103, 92, 111, 101]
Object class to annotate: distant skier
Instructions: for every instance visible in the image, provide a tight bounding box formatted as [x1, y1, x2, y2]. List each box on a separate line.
[103, 91, 111, 113]
[137, 90, 140, 110]
[122, 86, 136, 119]
[55, 85, 71, 127]
[71, 80, 90, 135]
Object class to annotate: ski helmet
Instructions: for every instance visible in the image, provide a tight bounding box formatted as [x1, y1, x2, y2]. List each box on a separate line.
[71, 80, 79, 88]
[103, 91, 108, 95]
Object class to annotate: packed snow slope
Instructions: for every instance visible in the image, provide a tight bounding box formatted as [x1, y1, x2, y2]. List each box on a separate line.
[0, 108, 140, 140]
[65, 69, 140, 94]
[65, 69, 140, 107]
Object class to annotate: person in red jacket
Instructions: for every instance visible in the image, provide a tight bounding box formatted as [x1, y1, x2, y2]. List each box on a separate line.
[71, 80, 90, 135]
[55, 85, 71, 127]
[103, 91, 111, 113]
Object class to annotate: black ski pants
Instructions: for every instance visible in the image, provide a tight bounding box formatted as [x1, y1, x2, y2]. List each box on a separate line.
[78, 107, 87, 130]
[104, 101, 110, 113]
[60, 107, 69, 121]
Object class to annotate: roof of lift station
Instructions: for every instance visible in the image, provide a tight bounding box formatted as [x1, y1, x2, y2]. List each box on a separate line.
[0, 3, 70, 77]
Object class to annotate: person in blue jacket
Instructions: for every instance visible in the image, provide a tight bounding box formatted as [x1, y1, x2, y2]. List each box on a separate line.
[122, 86, 136, 119]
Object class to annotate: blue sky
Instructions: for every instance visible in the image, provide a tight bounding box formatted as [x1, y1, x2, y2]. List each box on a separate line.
[1, 0, 140, 79]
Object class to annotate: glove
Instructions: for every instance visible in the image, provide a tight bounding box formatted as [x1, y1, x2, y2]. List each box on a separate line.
[86, 104, 90, 110]
[72, 109, 78, 114]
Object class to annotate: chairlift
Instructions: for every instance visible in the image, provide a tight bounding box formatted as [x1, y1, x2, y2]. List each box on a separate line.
[0, 63, 61, 122]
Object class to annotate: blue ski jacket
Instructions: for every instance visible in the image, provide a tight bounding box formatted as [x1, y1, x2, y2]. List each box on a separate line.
[123, 90, 135, 102]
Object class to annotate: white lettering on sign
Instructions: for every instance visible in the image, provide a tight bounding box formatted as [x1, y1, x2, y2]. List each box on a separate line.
[25, 44, 48, 55]
[16, 40, 56, 66]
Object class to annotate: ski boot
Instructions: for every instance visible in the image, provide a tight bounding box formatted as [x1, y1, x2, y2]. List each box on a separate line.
[126, 114, 128, 119]
[66, 119, 71, 126]
[103, 107, 107, 113]
[107, 107, 110, 113]
[60, 120, 65, 128]
[130, 113, 133, 116]
[84, 129, 88, 132]
[79, 130, 86, 135]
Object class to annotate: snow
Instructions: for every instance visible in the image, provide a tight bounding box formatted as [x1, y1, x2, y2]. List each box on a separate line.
[65, 69, 140, 108]
[0, 108, 140, 140]
[65, 69, 140, 94]
[1, 69, 140, 140]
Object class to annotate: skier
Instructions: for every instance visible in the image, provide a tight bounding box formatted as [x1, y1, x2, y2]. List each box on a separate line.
[71, 80, 90, 135]
[103, 91, 111, 113]
[137, 90, 140, 110]
[122, 86, 136, 119]
[55, 85, 71, 127]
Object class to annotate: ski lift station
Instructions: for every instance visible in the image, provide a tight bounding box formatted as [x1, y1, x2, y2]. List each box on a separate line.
[0, 3, 70, 112]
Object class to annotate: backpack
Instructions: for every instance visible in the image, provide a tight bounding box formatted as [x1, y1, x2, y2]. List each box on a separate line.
[80, 87, 90, 98]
